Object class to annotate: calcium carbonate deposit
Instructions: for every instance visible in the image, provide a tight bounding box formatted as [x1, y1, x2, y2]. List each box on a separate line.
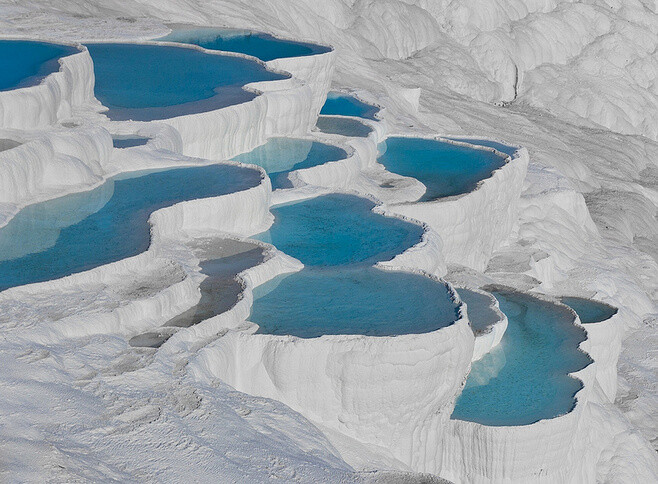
[0, 1, 656, 483]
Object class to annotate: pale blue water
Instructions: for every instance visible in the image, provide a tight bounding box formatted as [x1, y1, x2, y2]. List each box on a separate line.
[252, 267, 459, 338]
[316, 116, 373, 138]
[320, 92, 379, 120]
[561, 297, 618, 324]
[378, 137, 507, 201]
[448, 138, 517, 157]
[86, 43, 286, 121]
[451, 290, 592, 426]
[112, 136, 149, 149]
[233, 137, 346, 189]
[457, 288, 499, 333]
[0, 165, 261, 292]
[0, 40, 77, 91]
[159, 28, 330, 62]
[253, 194, 424, 266]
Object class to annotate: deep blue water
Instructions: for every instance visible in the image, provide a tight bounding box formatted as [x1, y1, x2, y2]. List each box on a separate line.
[86, 43, 286, 121]
[561, 297, 618, 324]
[0, 40, 77, 91]
[159, 28, 330, 62]
[320, 92, 379, 120]
[253, 194, 424, 266]
[316, 116, 373, 138]
[457, 288, 499, 333]
[0, 165, 260, 291]
[233, 137, 347, 189]
[252, 266, 458, 338]
[112, 136, 150, 149]
[378, 137, 507, 201]
[448, 138, 517, 157]
[451, 290, 592, 426]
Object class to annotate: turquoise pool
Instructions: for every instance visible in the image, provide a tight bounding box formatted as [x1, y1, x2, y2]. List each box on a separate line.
[561, 297, 618, 324]
[0, 40, 77, 91]
[320, 92, 379, 120]
[316, 116, 373, 138]
[448, 138, 517, 157]
[0, 165, 261, 291]
[159, 28, 330, 62]
[86, 43, 286, 121]
[233, 137, 347, 189]
[378, 137, 507, 201]
[457, 288, 500, 334]
[451, 290, 592, 426]
[112, 136, 149, 149]
[253, 194, 423, 266]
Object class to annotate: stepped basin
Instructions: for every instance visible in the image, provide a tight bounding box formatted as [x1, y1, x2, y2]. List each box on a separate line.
[560, 296, 618, 324]
[112, 135, 150, 149]
[86, 43, 286, 121]
[0, 139, 21, 152]
[159, 27, 330, 62]
[378, 137, 507, 202]
[0, 40, 78, 91]
[233, 137, 347, 189]
[447, 138, 517, 157]
[316, 115, 372, 138]
[457, 288, 500, 334]
[253, 194, 423, 266]
[0, 164, 261, 292]
[251, 266, 458, 338]
[320, 92, 379, 120]
[451, 290, 592, 426]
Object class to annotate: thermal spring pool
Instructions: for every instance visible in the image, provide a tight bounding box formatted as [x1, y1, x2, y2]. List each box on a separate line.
[378, 137, 507, 201]
[457, 288, 500, 334]
[319, 92, 379, 120]
[560, 297, 618, 324]
[112, 135, 150, 149]
[316, 115, 373, 138]
[451, 290, 592, 426]
[159, 28, 330, 62]
[233, 137, 347, 189]
[0, 40, 78, 91]
[86, 43, 286, 121]
[253, 194, 424, 266]
[0, 164, 261, 291]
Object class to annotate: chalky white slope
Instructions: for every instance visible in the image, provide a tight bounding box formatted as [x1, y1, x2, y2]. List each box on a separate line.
[0, 0, 657, 482]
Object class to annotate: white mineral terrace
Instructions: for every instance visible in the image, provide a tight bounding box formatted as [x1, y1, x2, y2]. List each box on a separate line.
[0, 2, 656, 483]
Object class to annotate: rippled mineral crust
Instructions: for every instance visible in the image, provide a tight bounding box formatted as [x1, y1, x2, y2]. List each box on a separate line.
[0, 1, 656, 483]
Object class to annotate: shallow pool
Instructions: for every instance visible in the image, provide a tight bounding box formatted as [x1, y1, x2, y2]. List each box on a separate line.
[457, 288, 499, 334]
[320, 92, 379, 120]
[316, 116, 373, 138]
[251, 266, 458, 338]
[253, 194, 423, 266]
[451, 290, 592, 426]
[159, 28, 330, 62]
[561, 297, 618, 324]
[0, 165, 261, 291]
[378, 137, 507, 201]
[0, 40, 78, 91]
[112, 136, 150, 149]
[233, 137, 346, 189]
[86, 43, 286, 121]
[447, 138, 517, 157]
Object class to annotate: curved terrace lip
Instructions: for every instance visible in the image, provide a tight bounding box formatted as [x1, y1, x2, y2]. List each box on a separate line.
[0, 38, 83, 92]
[85, 40, 294, 122]
[452, 284, 595, 428]
[157, 24, 334, 61]
[379, 134, 515, 205]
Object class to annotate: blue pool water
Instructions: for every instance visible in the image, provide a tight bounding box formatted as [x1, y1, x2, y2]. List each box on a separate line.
[251, 266, 459, 338]
[0, 40, 78, 91]
[86, 43, 286, 121]
[320, 92, 379, 120]
[112, 136, 150, 149]
[159, 28, 330, 62]
[378, 137, 507, 201]
[0, 165, 260, 291]
[233, 137, 347, 189]
[316, 116, 373, 138]
[457, 288, 499, 334]
[448, 138, 517, 157]
[561, 297, 618, 324]
[451, 290, 592, 426]
[254, 194, 423, 266]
